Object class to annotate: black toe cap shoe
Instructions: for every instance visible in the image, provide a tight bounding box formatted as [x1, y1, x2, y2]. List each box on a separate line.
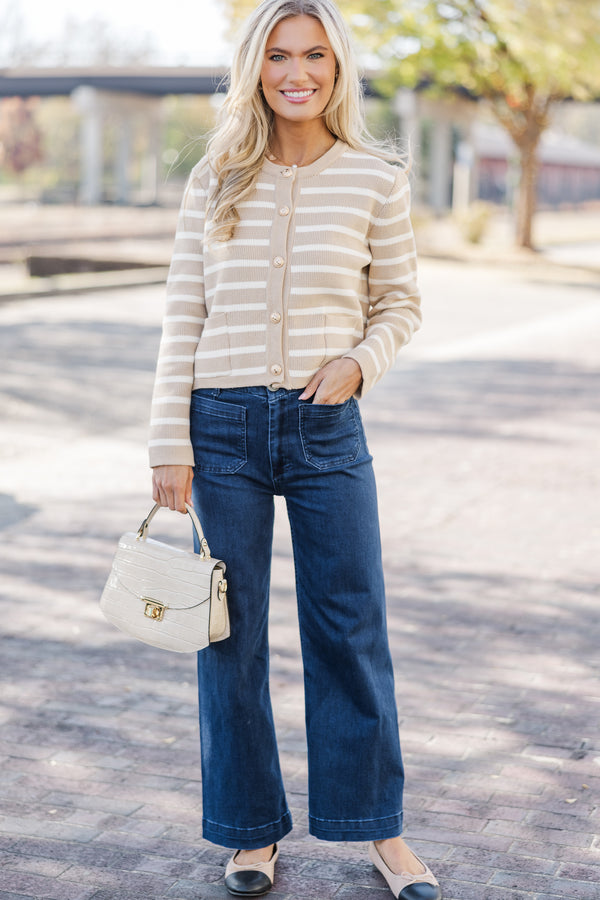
[399, 882, 442, 900]
[225, 869, 273, 897]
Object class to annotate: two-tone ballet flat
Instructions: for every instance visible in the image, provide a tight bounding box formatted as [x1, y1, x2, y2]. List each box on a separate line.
[224, 844, 279, 896]
[369, 840, 442, 900]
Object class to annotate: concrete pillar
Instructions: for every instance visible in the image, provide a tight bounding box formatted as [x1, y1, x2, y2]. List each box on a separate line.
[72, 88, 163, 206]
[73, 86, 104, 205]
[114, 115, 132, 205]
[453, 140, 474, 211]
[141, 110, 162, 204]
[394, 89, 423, 201]
[429, 113, 453, 213]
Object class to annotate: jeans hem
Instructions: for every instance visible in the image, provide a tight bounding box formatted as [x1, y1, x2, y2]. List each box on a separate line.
[308, 811, 403, 842]
[203, 810, 293, 849]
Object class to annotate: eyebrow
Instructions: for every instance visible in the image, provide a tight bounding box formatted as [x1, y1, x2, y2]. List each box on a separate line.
[265, 45, 330, 54]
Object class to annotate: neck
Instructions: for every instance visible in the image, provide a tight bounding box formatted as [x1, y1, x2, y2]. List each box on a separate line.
[268, 119, 336, 167]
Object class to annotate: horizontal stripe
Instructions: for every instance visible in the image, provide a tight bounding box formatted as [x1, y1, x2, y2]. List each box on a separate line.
[164, 315, 206, 324]
[171, 252, 203, 262]
[195, 344, 266, 359]
[325, 167, 396, 183]
[301, 185, 388, 203]
[371, 250, 418, 266]
[203, 324, 267, 337]
[292, 244, 371, 264]
[157, 355, 195, 364]
[216, 238, 270, 248]
[149, 438, 191, 447]
[288, 304, 364, 316]
[289, 287, 365, 300]
[288, 326, 362, 336]
[291, 264, 362, 278]
[204, 259, 270, 276]
[155, 375, 195, 385]
[371, 209, 410, 227]
[369, 230, 414, 246]
[169, 274, 204, 284]
[205, 283, 268, 299]
[296, 205, 372, 221]
[295, 223, 366, 241]
[151, 396, 190, 405]
[368, 272, 416, 286]
[237, 200, 277, 209]
[194, 365, 267, 378]
[150, 417, 190, 426]
[209, 301, 268, 313]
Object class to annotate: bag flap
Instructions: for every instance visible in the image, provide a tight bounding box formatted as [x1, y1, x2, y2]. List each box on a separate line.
[109, 533, 222, 610]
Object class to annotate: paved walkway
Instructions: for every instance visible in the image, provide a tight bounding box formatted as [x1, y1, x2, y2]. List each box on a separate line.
[0, 257, 599, 899]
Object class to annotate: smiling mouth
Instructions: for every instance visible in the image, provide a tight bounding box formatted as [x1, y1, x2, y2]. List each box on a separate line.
[281, 89, 317, 100]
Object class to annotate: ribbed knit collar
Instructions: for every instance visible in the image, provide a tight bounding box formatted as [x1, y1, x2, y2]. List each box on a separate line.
[262, 139, 347, 179]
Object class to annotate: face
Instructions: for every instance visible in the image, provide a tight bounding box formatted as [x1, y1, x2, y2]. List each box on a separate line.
[260, 15, 337, 126]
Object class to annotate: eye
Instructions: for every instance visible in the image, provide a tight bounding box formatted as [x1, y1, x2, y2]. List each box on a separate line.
[269, 54, 285, 61]
[308, 52, 324, 59]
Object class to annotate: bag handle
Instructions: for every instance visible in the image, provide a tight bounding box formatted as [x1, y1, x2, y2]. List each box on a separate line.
[136, 503, 212, 559]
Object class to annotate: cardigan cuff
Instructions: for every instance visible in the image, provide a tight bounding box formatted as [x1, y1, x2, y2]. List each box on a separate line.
[148, 443, 195, 469]
[342, 347, 379, 397]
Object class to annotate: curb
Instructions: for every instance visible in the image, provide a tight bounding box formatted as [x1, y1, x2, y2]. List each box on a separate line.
[0, 266, 170, 303]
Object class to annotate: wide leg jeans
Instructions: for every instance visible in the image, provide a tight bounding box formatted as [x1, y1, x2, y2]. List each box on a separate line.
[190, 386, 404, 849]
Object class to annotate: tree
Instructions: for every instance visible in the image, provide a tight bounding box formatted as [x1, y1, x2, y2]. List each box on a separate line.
[0, 97, 43, 175]
[224, 0, 600, 248]
[345, 0, 600, 248]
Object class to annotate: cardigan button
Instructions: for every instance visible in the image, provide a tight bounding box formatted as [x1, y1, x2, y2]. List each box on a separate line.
[270, 364, 282, 376]
[273, 256, 285, 268]
[279, 206, 290, 216]
[270, 312, 281, 324]
[282, 168, 293, 177]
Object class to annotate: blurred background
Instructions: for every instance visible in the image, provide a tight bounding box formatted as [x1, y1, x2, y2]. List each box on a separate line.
[1, 0, 600, 290]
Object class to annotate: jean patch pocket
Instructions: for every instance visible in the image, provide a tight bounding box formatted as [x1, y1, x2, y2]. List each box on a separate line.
[299, 398, 361, 470]
[190, 393, 247, 473]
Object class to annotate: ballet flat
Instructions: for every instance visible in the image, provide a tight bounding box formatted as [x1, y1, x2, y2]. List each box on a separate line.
[224, 844, 278, 897]
[369, 840, 442, 900]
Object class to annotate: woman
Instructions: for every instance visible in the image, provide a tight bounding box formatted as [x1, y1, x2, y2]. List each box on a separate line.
[150, 1, 441, 898]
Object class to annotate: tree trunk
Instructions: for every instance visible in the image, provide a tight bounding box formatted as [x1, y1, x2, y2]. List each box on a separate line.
[515, 138, 540, 250]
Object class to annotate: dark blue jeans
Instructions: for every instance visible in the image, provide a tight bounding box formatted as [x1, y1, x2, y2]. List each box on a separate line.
[190, 386, 404, 849]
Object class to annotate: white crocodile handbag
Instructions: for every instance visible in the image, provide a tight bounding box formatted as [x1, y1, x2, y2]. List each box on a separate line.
[100, 503, 229, 652]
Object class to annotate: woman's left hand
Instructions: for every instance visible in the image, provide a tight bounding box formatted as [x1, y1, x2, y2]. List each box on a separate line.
[299, 357, 363, 405]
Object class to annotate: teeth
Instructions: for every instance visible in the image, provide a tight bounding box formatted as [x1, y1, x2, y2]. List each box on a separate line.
[283, 90, 315, 98]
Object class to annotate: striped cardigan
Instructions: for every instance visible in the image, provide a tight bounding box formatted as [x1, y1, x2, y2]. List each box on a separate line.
[149, 139, 421, 467]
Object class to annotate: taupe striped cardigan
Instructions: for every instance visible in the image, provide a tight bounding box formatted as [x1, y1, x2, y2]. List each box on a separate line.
[149, 140, 421, 467]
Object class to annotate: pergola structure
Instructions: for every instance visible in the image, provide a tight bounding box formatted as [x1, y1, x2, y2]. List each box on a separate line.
[0, 67, 457, 210]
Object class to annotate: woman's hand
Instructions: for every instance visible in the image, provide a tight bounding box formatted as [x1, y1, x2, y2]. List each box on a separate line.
[299, 357, 363, 405]
[152, 465, 194, 513]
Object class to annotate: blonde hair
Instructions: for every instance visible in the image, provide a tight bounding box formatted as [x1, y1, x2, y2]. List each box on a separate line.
[205, 0, 404, 243]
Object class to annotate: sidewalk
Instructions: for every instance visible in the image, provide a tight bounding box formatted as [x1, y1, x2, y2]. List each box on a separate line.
[0, 257, 599, 899]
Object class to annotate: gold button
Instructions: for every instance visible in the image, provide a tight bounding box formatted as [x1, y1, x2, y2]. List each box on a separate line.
[273, 256, 284, 268]
[270, 312, 281, 324]
[270, 364, 282, 376]
[268, 383, 281, 391]
[279, 206, 290, 216]
[282, 168, 293, 177]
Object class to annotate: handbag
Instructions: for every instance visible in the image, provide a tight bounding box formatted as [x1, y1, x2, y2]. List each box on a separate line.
[100, 503, 229, 652]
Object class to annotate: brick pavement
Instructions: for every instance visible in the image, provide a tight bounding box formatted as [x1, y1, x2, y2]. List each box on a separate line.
[0, 259, 599, 899]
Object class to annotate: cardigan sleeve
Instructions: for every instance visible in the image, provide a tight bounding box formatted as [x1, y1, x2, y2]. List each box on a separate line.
[148, 163, 208, 468]
[343, 166, 421, 395]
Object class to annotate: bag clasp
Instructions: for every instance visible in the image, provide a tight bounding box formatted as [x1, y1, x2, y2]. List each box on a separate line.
[141, 597, 167, 621]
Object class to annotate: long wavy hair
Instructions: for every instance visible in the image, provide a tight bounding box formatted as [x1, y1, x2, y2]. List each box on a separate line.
[204, 0, 404, 243]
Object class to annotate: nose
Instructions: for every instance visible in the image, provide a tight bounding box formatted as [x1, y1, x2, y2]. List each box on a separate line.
[288, 57, 309, 83]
